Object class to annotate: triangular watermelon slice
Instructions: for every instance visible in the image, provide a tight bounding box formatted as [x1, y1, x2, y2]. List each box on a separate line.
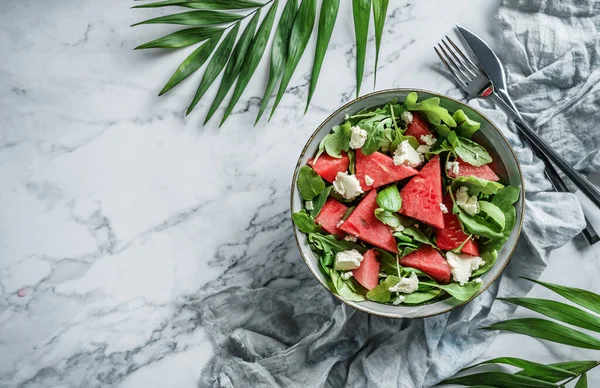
[399, 155, 444, 229]
[435, 196, 479, 256]
[315, 198, 348, 238]
[405, 113, 433, 144]
[339, 190, 398, 253]
[448, 157, 500, 182]
[399, 245, 451, 284]
[353, 249, 380, 290]
[355, 150, 418, 191]
[308, 152, 350, 183]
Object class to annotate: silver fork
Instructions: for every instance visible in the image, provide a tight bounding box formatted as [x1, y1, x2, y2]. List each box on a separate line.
[435, 36, 600, 245]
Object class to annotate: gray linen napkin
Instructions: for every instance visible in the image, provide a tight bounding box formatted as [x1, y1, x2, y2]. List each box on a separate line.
[191, 1, 599, 386]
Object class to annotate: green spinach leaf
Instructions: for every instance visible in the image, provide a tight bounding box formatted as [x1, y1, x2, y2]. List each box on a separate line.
[367, 275, 400, 302]
[472, 250, 498, 277]
[447, 132, 492, 167]
[451, 176, 504, 196]
[310, 186, 333, 218]
[374, 208, 402, 228]
[324, 122, 352, 158]
[422, 280, 482, 301]
[478, 201, 506, 231]
[297, 165, 325, 200]
[308, 233, 366, 254]
[403, 289, 441, 304]
[292, 210, 322, 233]
[376, 185, 402, 212]
[331, 270, 366, 301]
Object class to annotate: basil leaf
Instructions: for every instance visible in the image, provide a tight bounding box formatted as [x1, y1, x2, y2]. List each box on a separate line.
[310, 186, 332, 218]
[366, 275, 400, 302]
[478, 201, 506, 230]
[453, 109, 481, 138]
[451, 176, 505, 196]
[325, 122, 352, 158]
[308, 233, 366, 254]
[422, 280, 482, 302]
[331, 270, 365, 301]
[376, 185, 402, 212]
[404, 92, 456, 127]
[374, 208, 402, 228]
[403, 289, 441, 304]
[447, 132, 492, 167]
[297, 166, 325, 200]
[292, 210, 321, 233]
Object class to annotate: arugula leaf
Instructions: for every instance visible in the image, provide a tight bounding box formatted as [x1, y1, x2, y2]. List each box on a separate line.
[447, 132, 492, 167]
[324, 122, 352, 158]
[452, 109, 481, 138]
[376, 185, 402, 212]
[331, 270, 366, 301]
[395, 226, 434, 246]
[391, 134, 419, 154]
[308, 233, 366, 254]
[348, 149, 356, 174]
[403, 289, 441, 304]
[297, 166, 325, 200]
[310, 186, 332, 218]
[404, 92, 456, 127]
[425, 138, 453, 158]
[374, 208, 402, 228]
[367, 275, 399, 302]
[451, 176, 505, 196]
[292, 210, 321, 233]
[478, 201, 506, 231]
[361, 118, 391, 155]
[422, 280, 482, 302]
[377, 249, 398, 274]
[433, 124, 451, 138]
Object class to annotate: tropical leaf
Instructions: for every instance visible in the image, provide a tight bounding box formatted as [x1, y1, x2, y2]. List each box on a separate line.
[515, 361, 599, 383]
[485, 318, 600, 350]
[132, 10, 242, 26]
[305, 0, 340, 112]
[499, 297, 600, 333]
[134, 27, 223, 49]
[132, 0, 264, 9]
[269, 0, 317, 119]
[352, 0, 371, 97]
[371, 0, 388, 85]
[204, 11, 260, 123]
[255, 0, 297, 124]
[576, 373, 588, 388]
[187, 23, 240, 115]
[462, 357, 576, 382]
[440, 371, 555, 387]
[220, 1, 279, 125]
[159, 31, 223, 95]
[523, 277, 600, 315]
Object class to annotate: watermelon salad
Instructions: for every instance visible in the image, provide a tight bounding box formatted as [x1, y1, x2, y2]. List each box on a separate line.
[292, 92, 521, 306]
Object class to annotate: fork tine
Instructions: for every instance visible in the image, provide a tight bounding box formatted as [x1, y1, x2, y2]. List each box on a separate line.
[441, 39, 477, 78]
[445, 36, 481, 73]
[434, 46, 467, 88]
[438, 43, 472, 82]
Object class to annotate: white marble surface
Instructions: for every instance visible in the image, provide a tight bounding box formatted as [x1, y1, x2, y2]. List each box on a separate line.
[1, 0, 599, 387]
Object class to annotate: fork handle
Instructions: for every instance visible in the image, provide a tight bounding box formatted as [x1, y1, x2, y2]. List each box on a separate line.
[490, 94, 600, 210]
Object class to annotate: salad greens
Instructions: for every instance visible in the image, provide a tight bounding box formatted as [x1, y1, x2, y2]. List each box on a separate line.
[293, 92, 521, 307]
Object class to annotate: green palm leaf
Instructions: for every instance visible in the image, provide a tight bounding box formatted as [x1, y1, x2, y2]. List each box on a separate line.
[159, 31, 223, 96]
[255, 0, 297, 124]
[204, 11, 260, 123]
[524, 277, 600, 315]
[576, 373, 588, 388]
[352, 0, 371, 97]
[132, 0, 263, 9]
[485, 318, 600, 350]
[187, 23, 240, 115]
[516, 361, 599, 383]
[134, 27, 223, 49]
[463, 357, 576, 382]
[132, 10, 243, 27]
[269, 0, 317, 120]
[440, 372, 555, 387]
[220, 0, 279, 126]
[305, 0, 340, 112]
[499, 297, 600, 333]
[372, 0, 388, 86]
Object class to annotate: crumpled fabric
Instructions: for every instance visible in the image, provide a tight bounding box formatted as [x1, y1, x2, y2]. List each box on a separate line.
[191, 1, 598, 386]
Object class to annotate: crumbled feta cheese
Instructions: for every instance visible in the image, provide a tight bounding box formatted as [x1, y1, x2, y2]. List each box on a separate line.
[416, 145, 431, 154]
[456, 186, 480, 216]
[420, 134, 437, 146]
[378, 272, 387, 278]
[364, 175, 375, 186]
[401, 111, 414, 124]
[344, 114, 350, 120]
[344, 235, 358, 242]
[439, 203, 449, 214]
[336, 220, 344, 228]
[305, 201, 314, 211]
[388, 273, 419, 294]
[446, 251, 485, 286]
[446, 161, 460, 176]
[393, 140, 423, 167]
[394, 225, 405, 232]
[393, 295, 406, 305]
[334, 249, 364, 271]
[475, 278, 483, 283]
[341, 271, 354, 280]
[349, 126, 368, 149]
[333, 172, 364, 200]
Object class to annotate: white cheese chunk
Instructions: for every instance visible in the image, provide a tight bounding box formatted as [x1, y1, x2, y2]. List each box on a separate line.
[393, 140, 423, 167]
[333, 172, 364, 200]
[393, 295, 406, 305]
[446, 161, 460, 176]
[341, 271, 354, 280]
[420, 134, 437, 146]
[334, 249, 364, 271]
[349, 126, 368, 149]
[388, 273, 419, 294]
[394, 225, 405, 232]
[336, 220, 344, 228]
[456, 186, 480, 216]
[446, 251, 485, 286]
[439, 203, 449, 214]
[475, 278, 483, 283]
[305, 201, 314, 211]
[401, 111, 414, 124]
[364, 175, 374, 186]
[343, 235, 358, 242]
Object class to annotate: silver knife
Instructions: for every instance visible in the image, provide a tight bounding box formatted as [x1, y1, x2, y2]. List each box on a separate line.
[455, 24, 600, 245]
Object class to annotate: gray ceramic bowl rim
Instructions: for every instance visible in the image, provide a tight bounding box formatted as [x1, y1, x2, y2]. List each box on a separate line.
[290, 88, 525, 319]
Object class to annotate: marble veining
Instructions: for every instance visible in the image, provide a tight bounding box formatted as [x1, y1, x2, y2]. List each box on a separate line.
[1, 0, 599, 386]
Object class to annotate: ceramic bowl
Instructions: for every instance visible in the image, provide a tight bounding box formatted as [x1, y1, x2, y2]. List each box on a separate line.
[291, 89, 524, 319]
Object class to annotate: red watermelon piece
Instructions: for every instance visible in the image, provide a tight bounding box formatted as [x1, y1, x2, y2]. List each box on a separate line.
[339, 190, 398, 253]
[399, 245, 451, 284]
[399, 155, 445, 229]
[405, 113, 433, 144]
[355, 150, 418, 191]
[435, 196, 479, 256]
[353, 249, 380, 290]
[448, 157, 500, 182]
[315, 199, 348, 238]
[308, 152, 350, 183]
